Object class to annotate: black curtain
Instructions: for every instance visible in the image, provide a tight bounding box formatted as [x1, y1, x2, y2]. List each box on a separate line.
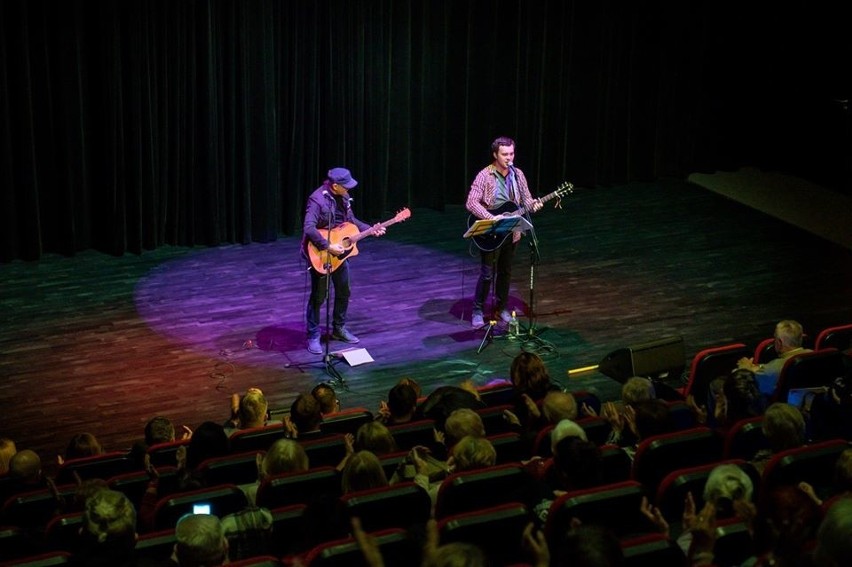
[1, 0, 848, 261]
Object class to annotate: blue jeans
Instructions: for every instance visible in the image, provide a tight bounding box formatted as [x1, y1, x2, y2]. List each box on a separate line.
[306, 260, 351, 338]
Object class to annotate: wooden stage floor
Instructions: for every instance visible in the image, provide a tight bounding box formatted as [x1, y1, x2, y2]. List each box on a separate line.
[2, 178, 852, 475]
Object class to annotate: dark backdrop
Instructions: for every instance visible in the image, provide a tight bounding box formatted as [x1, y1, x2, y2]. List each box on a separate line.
[2, 0, 849, 261]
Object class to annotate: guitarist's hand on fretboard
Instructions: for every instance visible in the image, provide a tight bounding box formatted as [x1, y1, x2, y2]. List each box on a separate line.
[531, 199, 543, 212]
[371, 223, 387, 237]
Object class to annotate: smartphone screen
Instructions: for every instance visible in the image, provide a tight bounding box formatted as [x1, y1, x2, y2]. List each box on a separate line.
[193, 503, 211, 515]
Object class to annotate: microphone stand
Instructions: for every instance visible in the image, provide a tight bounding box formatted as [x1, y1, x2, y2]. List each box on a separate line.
[321, 194, 346, 390]
[519, 189, 548, 347]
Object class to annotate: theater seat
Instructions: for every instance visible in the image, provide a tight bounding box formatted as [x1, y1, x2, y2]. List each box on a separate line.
[434, 463, 529, 519]
[152, 484, 248, 530]
[631, 427, 723, 495]
[814, 323, 852, 352]
[723, 416, 767, 460]
[338, 482, 431, 534]
[761, 438, 850, 499]
[772, 348, 846, 404]
[255, 466, 340, 509]
[196, 450, 262, 486]
[545, 480, 652, 541]
[301, 528, 417, 567]
[55, 451, 136, 484]
[620, 532, 686, 566]
[228, 424, 285, 453]
[654, 459, 759, 523]
[678, 343, 749, 408]
[319, 408, 374, 435]
[437, 503, 531, 566]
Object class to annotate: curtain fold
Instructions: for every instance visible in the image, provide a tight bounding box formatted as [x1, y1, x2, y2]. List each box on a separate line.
[1, 0, 846, 261]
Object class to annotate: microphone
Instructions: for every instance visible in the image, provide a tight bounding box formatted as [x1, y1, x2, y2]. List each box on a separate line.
[507, 161, 514, 168]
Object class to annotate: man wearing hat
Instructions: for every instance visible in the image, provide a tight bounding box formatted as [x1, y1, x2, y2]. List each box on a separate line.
[302, 167, 386, 354]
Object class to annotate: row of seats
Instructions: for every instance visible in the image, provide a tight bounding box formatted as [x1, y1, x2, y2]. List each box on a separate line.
[0, 507, 698, 567]
[679, 322, 852, 407]
[0, 400, 794, 535]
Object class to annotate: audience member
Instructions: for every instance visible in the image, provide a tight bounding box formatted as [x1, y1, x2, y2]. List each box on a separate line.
[145, 416, 191, 446]
[408, 435, 496, 511]
[183, 421, 231, 476]
[751, 402, 807, 474]
[284, 392, 325, 439]
[812, 496, 852, 566]
[129, 415, 192, 469]
[224, 387, 270, 433]
[341, 450, 389, 494]
[580, 376, 656, 418]
[549, 523, 625, 567]
[641, 462, 756, 557]
[620, 376, 656, 404]
[524, 420, 593, 520]
[376, 380, 419, 425]
[541, 391, 579, 423]
[751, 484, 822, 566]
[442, 408, 486, 452]
[3, 449, 47, 501]
[354, 420, 398, 455]
[69, 488, 137, 566]
[312, 382, 341, 415]
[718, 368, 766, 429]
[0, 437, 17, 475]
[508, 352, 561, 429]
[242, 438, 309, 505]
[60, 432, 105, 466]
[551, 436, 603, 491]
[221, 504, 273, 562]
[738, 319, 812, 397]
[172, 513, 229, 567]
[602, 398, 673, 460]
[415, 382, 486, 430]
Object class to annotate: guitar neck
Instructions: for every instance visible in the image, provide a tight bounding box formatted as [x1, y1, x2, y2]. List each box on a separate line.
[516, 190, 554, 216]
[350, 217, 399, 244]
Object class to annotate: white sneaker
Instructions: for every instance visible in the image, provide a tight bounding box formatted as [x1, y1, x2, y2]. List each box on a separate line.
[471, 312, 485, 327]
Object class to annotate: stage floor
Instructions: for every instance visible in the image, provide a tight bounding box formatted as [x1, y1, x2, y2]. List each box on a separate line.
[2, 177, 851, 473]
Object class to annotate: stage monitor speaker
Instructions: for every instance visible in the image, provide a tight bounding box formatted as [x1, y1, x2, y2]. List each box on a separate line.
[598, 336, 686, 383]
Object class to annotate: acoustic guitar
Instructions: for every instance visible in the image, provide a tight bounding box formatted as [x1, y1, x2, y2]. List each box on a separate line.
[467, 181, 573, 252]
[306, 207, 411, 273]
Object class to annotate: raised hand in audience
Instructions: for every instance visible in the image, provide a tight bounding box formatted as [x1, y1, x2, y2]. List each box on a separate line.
[522, 522, 550, 567]
[688, 501, 718, 566]
[640, 495, 670, 538]
[351, 516, 385, 567]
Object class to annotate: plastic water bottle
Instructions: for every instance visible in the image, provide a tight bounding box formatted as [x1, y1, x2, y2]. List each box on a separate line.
[508, 310, 520, 338]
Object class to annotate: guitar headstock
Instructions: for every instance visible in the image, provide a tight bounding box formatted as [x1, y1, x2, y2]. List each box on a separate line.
[393, 207, 412, 223]
[556, 181, 574, 197]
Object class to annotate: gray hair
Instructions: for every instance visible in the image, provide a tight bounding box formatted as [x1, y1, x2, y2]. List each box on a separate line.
[703, 463, 754, 503]
[551, 419, 588, 453]
[175, 514, 228, 567]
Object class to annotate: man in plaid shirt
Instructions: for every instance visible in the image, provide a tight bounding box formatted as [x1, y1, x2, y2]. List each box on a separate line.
[466, 136, 541, 328]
